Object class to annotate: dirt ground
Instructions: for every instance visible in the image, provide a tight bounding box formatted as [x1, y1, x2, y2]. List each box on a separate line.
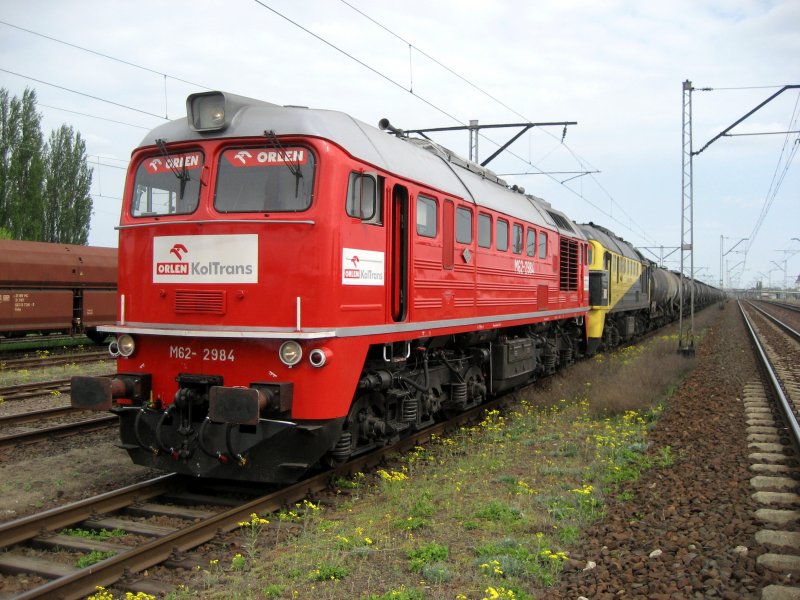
[0, 427, 159, 522]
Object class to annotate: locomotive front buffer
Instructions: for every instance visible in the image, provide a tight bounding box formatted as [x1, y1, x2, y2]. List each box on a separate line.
[71, 373, 339, 482]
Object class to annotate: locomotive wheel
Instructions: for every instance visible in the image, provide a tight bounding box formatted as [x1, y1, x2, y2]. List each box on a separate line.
[464, 365, 487, 406]
[326, 392, 387, 465]
[442, 365, 486, 418]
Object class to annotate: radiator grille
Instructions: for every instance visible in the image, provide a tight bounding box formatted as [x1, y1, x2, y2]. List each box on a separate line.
[174, 289, 226, 314]
[559, 238, 579, 292]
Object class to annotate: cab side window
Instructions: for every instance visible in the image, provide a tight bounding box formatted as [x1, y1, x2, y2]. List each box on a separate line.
[538, 231, 547, 259]
[346, 172, 381, 224]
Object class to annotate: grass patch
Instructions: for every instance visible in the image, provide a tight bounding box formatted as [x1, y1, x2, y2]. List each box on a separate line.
[60, 527, 125, 540]
[75, 550, 116, 568]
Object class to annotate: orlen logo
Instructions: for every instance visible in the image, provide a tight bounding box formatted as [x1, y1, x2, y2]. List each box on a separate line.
[157, 243, 189, 275]
[343, 255, 360, 279]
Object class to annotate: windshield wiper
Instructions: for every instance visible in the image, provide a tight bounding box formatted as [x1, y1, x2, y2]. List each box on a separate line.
[155, 138, 190, 200]
[263, 130, 303, 197]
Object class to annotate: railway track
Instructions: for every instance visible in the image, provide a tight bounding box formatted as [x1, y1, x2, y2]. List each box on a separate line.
[0, 408, 117, 448]
[0, 373, 113, 402]
[739, 301, 800, 599]
[0, 393, 507, 598]
[0, 350, 109, 371]
[0, 334, 97, 348]
[0, 378, 72, 401]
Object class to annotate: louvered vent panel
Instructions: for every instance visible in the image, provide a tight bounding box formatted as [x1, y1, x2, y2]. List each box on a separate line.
[559, 238, 579, 292]
[174, 290, 226, 314]
[547, 210, 574, 233]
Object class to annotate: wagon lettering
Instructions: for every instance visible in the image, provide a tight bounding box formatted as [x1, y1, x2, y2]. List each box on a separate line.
[514, 259, 535, 275]
[169, 345, 194, 359]
[203, 348, 235, 362]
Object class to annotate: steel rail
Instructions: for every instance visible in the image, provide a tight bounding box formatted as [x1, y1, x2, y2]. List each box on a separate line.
[0, 475, 177, 549]
[746, 301, 800, 342]
[739, 301, 800, 450]
[0, 351, 109, 371]
[0, 405, 80, 426]
[764, 300, 800, 314]
[0, 414, 117, 448]
[0, 379, 70, 401]
[0, 373, 114, 402]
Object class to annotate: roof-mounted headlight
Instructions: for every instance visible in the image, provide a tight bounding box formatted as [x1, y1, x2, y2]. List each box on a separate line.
[187, 92, 227, 132]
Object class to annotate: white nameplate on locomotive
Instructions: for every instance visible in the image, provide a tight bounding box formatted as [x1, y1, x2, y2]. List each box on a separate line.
[342, 248, 385, 286]
[153, 235, 258, 283]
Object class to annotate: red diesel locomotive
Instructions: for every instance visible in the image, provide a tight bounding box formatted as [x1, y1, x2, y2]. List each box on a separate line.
[73, 91, 590, 482]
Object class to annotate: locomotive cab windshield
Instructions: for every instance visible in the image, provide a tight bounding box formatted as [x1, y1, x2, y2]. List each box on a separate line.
[132, 150, 203, 216]
[214, 146, 315, 213]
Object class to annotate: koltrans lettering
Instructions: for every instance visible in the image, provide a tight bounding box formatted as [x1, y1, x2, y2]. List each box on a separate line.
[155, 261, 253, 276]
[344, 268, 383, 281]
[191, 262, 254, 276]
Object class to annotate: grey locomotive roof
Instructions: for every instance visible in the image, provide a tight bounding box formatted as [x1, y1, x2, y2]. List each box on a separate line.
[577, 223, 643, 261]
[141, 93, 583, 240]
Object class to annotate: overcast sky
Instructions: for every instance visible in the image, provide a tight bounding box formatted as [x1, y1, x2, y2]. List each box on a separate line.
[1, 0, 797, 288]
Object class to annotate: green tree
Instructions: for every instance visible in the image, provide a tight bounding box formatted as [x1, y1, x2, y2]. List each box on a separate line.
[42, 125, 93, 244]
[0, 87, 93, 244]
[0, 88, 45, 240]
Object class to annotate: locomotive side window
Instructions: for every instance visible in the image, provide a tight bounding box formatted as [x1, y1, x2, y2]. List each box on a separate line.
[214, 146, 315, 213]
[496, 219, 509, 252]
[416, 195, 438, 238]
[511, 223, 523, 254]
[538, 231, 547, 259]
[132, 151, 203, 217]
[526, 228, 536, 257]
[478, 213, 492, 248]
[456, 206, 473, 244]
[346, 172, 381, 223]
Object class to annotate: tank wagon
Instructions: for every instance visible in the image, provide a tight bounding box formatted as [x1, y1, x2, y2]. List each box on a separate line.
[72, 91, 721, 483]
[0, 239, 117, 342]
[579, 222, 722, 353]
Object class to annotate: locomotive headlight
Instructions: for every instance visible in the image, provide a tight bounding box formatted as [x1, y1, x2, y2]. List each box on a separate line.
[187, 92, 227, 132]
[117, 334, 136, 358]
[279, 340, 303, 367]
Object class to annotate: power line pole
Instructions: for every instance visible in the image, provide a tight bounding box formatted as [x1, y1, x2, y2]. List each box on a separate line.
[679, 81, 799, 354]
[679, 80, 695, 355]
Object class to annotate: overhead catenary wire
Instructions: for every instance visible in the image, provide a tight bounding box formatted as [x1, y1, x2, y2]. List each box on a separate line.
[0, 20, 213, 92]
[39, 104, 151, 130]
[337, 0, 652, 243]
[254, 0, 657, 245]
[744, 91, 800, 256]
[0, 68, 168, 120]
